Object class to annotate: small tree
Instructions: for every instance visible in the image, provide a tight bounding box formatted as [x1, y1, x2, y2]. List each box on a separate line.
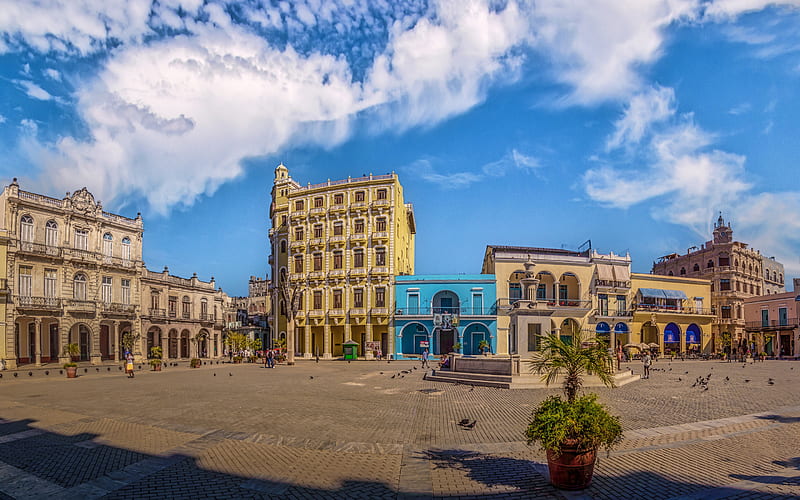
[62, 343, 80, 361]
[249, 337, 263, 352]
[149, 346, 163, 368]
[224, 331, 249, 353]
[121, 332, 139, 354]
[478, 339, 491, 354]
[528, 330, 615, 403]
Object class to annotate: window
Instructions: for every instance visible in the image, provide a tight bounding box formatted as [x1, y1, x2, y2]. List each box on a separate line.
[74, 229, 88, 250]
[407, 292, 420, 314]
[719, 255, 730, 267]
[46, 220, 58, 247]
[616, 295, 627, 315]
[280, 240, 287, 253]
[680, 267, 686, 275]
[377, 188, 387, 200]
[354, 220, 364, 233]
[103, 233, 113, 257]
[353, 249, 364, 268]
[707, 260, 714, 268]
[44, 269, 57, 298]
[749, 284, 754, 294]
[721, 306, 731, 319]
[73, 274, 87, 300]
[333, 222, 343, 236]
[294, 255, 303, 273]
[720, 279, 731, 291]
[375, 248, 386, 266]
[528, 323, 541, 351]
[281, 215, 287, 226]
[756, 286, 760, 295]
[313, 224, 323, 238]
[102, 276, 112, 303]
[20, 215, 34, 243]
[313, 196, 323, 208]
[182, 296, 191, 319]
[472, 293, 483, 314]
[121, 279, 131, 305]
[313, 253, 322, 271]
[313, 290, 322, 309]
[375, 287, 386, 307]
[332, 289, 343, 308]
[333, 251, 343, 269]
[693, 264, 700, 272]
[294, 227, 304, 241]
[559, 285, 568, 300]
[122, 237, 131, 261]
[295, 200, 304, 210]
[353, 288, 364, 308]
[509, 283, 522, 301]
[376, 218, 387, 232]
[761, 309, 769, 327]
[598, 294, 608, 316]
[151, 292, 160, 310]
[169, 296, 177, 317]
[354, 191, 365, 202]
[668, 271, 674, 276]
[536, 284, 546, 300]
[735, 281, 741, 292]
[19, 266, 32, 297]
[201, 298, 208, 317]
[779, 307, 788, 326]
[333, 193, 343, 204]
[765, 270, 770, 280]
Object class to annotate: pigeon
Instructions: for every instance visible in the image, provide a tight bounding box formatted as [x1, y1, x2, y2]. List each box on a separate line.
[685, 371, 689, 374]
[213, 373, 216, 376]
[458, 418, 471, 426]
[725, 376, 730, 381]
[229, 373, 233, 377]
[678, 377, 682, 382]
[707, 374, 712, 379]
[380, 372, 384, 375]
[413, 366, 418, 370]
[391, 374, 396, 379]
[309, 376, 314, 379]
[469, 385, 475, 392]
[745, 379, 750, 383]
[704, 385, 709, 391]
[462, 420, 477, 429]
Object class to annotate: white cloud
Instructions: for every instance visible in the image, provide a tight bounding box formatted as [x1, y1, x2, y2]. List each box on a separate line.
[606, 86, 675, 150]
[728, 102, 752, 115]
[43, 68, 62, 81]
[403, 159, 483, 189]
[482, 149, 541, 177]
[0, 114, 6, 124]
[16, 80, 53, 100]
[406, 148, 541, 189]
[704, 0, 800, 19]
[731, 192, 800, 275]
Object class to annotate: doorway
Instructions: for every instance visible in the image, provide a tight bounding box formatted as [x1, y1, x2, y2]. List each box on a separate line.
[437, 328, 454, 355]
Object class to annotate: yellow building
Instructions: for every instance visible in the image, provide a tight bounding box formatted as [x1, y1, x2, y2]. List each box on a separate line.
[482, 245, 599, 356]
[269, 164, 415, 359]
[629, 273, 714, 355]
[0, 229, 8, 369]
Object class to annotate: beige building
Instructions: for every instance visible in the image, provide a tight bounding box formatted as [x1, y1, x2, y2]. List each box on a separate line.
[269, 164, 415, 358]
[0, 180, 144, 369]
[140, 267, 226, 361]
[651, 215, 781, 352]
[0, 180, 229, 369]
[744, 292, 799, 357]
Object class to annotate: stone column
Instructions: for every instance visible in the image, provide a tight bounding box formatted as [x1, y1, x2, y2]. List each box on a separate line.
[111, 321, 119, 362]
[553, 281, 560, 305]
[58, 323, 70, 365]
[34, 318, 42, 366]
[90, 321, 102, 365]
[161, 331, 168, 362]
[304, 324, 312, 359]
[365, 323, 374, 360]
[323, 321, 332, 358]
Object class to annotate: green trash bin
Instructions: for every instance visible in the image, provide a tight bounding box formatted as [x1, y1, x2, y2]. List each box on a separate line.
[342, 340, 359, 360]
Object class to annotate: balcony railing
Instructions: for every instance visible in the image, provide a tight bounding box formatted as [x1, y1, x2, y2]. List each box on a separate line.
[102, 303, 136, 315]
[309, 207, 326, 215]
[70, 248, 98, 262]
[17, 240, 63, 257]
[349, 308, 367, 316]
[594, 309, 633, 317]
[745, 318, 799, 330]
[496, 298, 593, 310]
[394, 305, 498, 316]
[371, 308, 389, 316]
[632, 304, 714, 315]
[308, 309, 325, 318]
[328, 309, 345, 317]
[371, 232, 389, 240]
[328, 270, 346, 278]
[370, 266, 389, 275]
[149, 308, 166, 318]
[329, 235, 346, 245]
[200, 313, 215, 321]
[350, 202, 368, 211]
[65, 299, 96, 312]
[16, 295, 61, 309]
[594, 279, 630, 289]
[371, 199, 390, 208]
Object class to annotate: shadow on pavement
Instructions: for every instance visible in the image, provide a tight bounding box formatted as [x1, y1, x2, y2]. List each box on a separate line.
[756, 414, 800, 424]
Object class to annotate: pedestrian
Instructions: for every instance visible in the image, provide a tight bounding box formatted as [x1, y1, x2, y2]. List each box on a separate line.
[267, 349, 275, 368]
[642, 351, 651, 379]
[228, 350, 233, 363]
[125, 351, 135, 378]
[421, 348, 429, 369]
[376, 348, 382, 361]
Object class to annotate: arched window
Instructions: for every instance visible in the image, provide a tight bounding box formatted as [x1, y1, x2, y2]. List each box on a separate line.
[680, 267, 686, 275]
[707, 260, 714, 268]
[780, 274, 784, 284]
[182, 296, 191, 319]
[46, 220, 58, 247]
[773, 271, 777, 282]
[668, 271, 674, 276]
[102, 233, 113, 257]
[73, 273, 87, 300]
[693, 264, 700, 272]
[201, 298, 209, 318]
[280, 240, 287, 253]
[20, 215, 34, 243]
[121, 237, 131, 261]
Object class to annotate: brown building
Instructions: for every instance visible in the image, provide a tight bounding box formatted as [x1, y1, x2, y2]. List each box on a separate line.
[651, 215, 783, 353]
[744, 291, 798, 358]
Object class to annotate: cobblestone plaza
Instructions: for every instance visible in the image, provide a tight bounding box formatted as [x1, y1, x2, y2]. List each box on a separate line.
[1, 359, 799, 499]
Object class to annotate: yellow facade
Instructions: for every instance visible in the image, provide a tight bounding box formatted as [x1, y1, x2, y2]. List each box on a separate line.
[0, 229, 8, 368]
[269, 164, 415, 358]
[629, 273, 714, 354]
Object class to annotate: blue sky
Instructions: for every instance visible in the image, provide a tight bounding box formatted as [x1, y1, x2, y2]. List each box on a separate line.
[1, 0, 800, 296]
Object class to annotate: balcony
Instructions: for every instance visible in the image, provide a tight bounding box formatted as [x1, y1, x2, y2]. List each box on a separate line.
[328, 235, 346, 246]
[100, 255, 137, 269]
[328, 270, 346, 279]
[16, 295, 61, 311]
[200, 313, 216, 323]
[309, 238, 325, 248]
[594, 309, 633, 318]
[395, 305, 498, 316]
[496, 298, 593, 312]
[308, 207, 326, 216]
[329, 204, 346, 213]
[308, 271, 325, 280]
[69, 248, 98, 263]
[17, 240, 62, 258]
[370, 266, 389, 276]
[350, 202, 368, 212]
[290, 210, 306, 220]
[328, 309, 346, 318]
[290, 239, 305, 249]
[0, 278, 8, 294]
[594, 279, 630, 289]
[168, 310, 177, 319]
[371, 307, 389, 317]
[371, 199, 390, 209]
[148, 308, 166, 319]
[371, 232, 388, 242]
[308, 309, 325, 318]
[101, 303, 136, 316]
[349, 308, 366, 317]
[349, 268, 367, 278]
[745, 318, 799, 331]
[65, 299, 96, 313]
[632, 303, 714, 315]
[349, 233, 367, 243]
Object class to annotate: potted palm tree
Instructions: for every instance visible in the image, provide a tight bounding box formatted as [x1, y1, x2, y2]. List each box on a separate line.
[525, 331, 623, 490]
[149, 346, 163, 371]
[62, 343, 80, 378]
[478, 339, 491, 356]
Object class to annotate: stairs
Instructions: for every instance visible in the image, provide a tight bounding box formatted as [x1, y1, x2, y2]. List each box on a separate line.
[424, 368, 640, 389]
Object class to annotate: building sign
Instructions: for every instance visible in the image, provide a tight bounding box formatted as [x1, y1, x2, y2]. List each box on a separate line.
[365, 341, 381, 353]
[433, 313, 459, 329]
[419, 340, 429, 348]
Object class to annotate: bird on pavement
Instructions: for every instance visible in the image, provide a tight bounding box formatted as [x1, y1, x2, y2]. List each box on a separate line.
[463, 420, 477, 429]
[458, 418, 470, 426]
[309, 376, 314, 379]
[745, 379, 751, 383]
[213, 373, 216, 377]
[229, 373, 233, 376]
[391, 374, 396, 379]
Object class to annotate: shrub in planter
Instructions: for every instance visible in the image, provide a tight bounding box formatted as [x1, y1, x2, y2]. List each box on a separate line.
[149, 346, 163, 371]
[233, 356, 243, 364]
[190, 358, 202, 368]
[63, 362, 78, 378]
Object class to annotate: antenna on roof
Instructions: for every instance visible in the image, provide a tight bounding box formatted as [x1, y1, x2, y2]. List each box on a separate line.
[577, 239, 592, 252]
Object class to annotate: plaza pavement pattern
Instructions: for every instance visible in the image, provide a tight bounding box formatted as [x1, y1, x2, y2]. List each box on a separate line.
[0, 358, 798, 499]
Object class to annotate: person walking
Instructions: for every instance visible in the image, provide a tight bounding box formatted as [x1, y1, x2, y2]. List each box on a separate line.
[267, 349, 275, 368]
[125, 351, 135, 378]
[642, 351, 652, 379]
[421, 348, 429, 369]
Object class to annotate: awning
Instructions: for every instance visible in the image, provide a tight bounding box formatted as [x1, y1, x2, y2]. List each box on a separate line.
[614, 322, 629, 333]
[595, 322, 610, 334]
[613, 265, 630, 281]
[638, 288, 687, 300]
[597, 264, 614, 280]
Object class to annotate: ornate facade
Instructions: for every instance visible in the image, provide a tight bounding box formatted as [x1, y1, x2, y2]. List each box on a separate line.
[651, 215, 783, 352]
[269, 164, 415, 359]
[0, 180, 228, 369]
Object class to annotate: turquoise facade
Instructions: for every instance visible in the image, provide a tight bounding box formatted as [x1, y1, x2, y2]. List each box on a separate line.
[394, 275, 497, 358]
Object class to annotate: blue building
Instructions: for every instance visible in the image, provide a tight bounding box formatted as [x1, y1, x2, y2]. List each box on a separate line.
[394, 275, 497, 358]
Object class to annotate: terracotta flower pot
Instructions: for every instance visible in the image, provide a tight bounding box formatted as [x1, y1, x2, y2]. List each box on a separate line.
[546, 445, 597, 490]
[152, 363, 162, 371]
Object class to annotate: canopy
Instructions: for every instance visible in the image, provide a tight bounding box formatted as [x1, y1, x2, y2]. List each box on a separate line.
[686, 324, 701, 344]
[614, 322, 629, 334]
[664, 323, 680, 343]
[597, 264, 614, 280]
[639, 288, 688, 300]
[647, 343, 660, 348]
[595, 322, 611, 334]
[613, 264, 630, 281]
